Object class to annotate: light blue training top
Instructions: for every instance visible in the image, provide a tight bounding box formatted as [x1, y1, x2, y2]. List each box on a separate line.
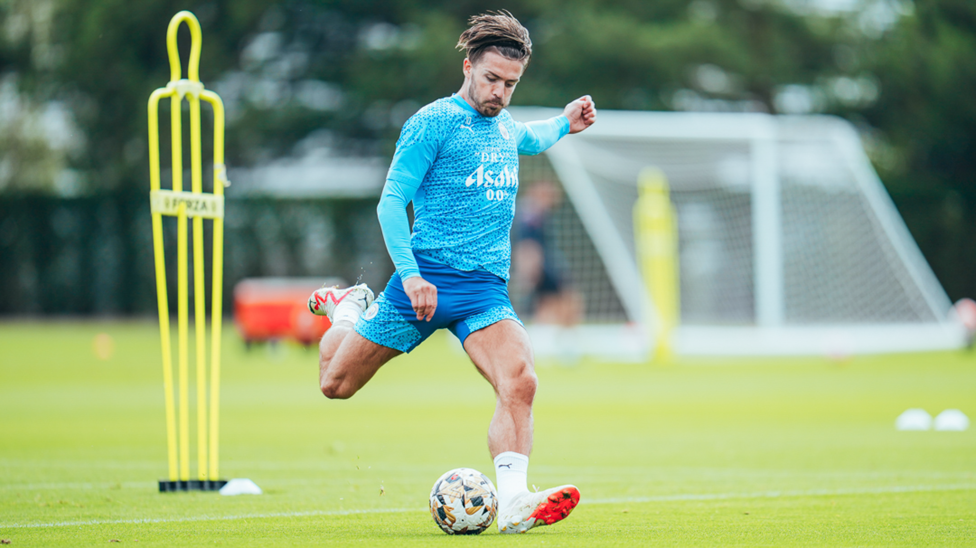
[377, 94, 569, 281]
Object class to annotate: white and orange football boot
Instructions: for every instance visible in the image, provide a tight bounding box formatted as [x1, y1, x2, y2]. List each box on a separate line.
[307, 283, 374, 322]
[497, 485, 580, 534]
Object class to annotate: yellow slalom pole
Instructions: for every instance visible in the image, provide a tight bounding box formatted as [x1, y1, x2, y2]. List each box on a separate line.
[172, 91, 190, 483]
[166, 9, 203, 486]
[150, 10, 227, 491]
[183, 13, 208, 482]
[190, 93, 208, 483]
[202, 89, 225, 481]
[148, 88, 178, 482]
[634, 168, 680, 362]
[166, 11, 201, 84]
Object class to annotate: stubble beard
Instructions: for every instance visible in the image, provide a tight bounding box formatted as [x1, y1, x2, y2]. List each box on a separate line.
[468, 80, 506, 117]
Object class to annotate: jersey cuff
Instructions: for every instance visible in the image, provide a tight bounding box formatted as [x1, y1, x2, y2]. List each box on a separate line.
[399, 268, 421, 281]
[556, 115, 570, 136]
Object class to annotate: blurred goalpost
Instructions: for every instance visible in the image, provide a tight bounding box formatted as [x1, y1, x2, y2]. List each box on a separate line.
[509, 108, 966, 359]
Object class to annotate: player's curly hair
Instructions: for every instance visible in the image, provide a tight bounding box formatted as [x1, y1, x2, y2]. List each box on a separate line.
[456, 10, 532, 66]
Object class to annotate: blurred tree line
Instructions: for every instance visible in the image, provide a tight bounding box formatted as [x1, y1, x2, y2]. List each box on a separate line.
[0, 0, 974, 309]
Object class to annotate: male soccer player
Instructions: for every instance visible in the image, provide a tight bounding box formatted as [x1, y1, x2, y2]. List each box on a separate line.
[308, 11, 595, 533]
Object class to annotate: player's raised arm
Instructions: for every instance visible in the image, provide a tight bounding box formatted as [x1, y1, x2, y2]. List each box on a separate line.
[514, 96, 596, 156]
[563, 95, 596, 134]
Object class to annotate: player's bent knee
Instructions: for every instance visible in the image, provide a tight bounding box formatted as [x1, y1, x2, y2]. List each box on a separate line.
[320, 379, 356, 400]
[499, 360, 537, 405]
[516, 358, 538, 388]
[520, 369, 539, 402]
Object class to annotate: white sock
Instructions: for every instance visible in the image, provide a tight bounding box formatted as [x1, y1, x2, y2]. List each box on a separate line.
[494, 451, 529, 509]
[332, 300, 364, 325]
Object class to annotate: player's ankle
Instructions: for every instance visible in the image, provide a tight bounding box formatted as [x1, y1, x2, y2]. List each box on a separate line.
[329, 318, 356, 329]
[332, 300, 365, 324]
[494, 451, 529, 509]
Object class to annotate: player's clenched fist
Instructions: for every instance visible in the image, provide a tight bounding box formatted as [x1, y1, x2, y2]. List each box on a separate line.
[403, 276, 438, 322]
[564, 95, 596, 134]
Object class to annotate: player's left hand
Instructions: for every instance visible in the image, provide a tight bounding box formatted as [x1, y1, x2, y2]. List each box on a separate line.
[564, 95, 596, 134]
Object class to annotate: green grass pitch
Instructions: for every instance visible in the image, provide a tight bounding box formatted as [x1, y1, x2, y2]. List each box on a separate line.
[1, 320, 974, 546]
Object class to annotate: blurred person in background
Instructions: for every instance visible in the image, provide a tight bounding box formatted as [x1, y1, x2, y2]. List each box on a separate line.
[512, 179, 583, 327]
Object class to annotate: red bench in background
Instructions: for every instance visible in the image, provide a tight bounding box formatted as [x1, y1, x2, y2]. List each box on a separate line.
[233, 277, 344, 347]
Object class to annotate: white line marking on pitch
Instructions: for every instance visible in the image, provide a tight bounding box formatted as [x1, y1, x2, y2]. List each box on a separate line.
[2, 483, 973, 530]
[0, 508, 419, 530]
[586, 482, 976, 504]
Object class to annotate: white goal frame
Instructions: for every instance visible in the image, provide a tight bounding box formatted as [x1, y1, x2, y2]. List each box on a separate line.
[510, 108, 965, 358]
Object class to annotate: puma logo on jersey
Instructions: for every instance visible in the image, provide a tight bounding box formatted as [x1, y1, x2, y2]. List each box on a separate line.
[497, 463, 512, 469]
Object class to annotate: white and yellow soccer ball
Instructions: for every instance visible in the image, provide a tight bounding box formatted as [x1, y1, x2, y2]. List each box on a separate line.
[429, 468, 498, 535]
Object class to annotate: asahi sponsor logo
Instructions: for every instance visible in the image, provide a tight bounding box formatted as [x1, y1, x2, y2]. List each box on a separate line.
[463, 149, 518, 201]
[464, 164, 518, 189]
[464, 163, 517, 202]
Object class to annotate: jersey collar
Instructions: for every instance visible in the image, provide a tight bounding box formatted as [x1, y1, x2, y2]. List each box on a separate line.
[451, 93, 481, 116]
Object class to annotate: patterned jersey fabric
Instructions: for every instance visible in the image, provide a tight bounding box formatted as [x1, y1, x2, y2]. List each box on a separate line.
[378, 94, 568, 281]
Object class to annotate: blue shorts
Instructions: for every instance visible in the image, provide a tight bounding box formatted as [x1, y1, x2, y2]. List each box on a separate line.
[355, 253, 521, 353]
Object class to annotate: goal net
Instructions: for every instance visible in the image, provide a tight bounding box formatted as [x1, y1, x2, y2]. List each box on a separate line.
[509, 108, 965, 358]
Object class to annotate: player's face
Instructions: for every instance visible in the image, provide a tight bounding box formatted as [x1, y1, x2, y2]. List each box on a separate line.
[464, 51, 524, 117]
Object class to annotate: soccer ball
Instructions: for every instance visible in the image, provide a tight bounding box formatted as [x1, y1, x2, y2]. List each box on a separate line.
[429, 468, 498, 535]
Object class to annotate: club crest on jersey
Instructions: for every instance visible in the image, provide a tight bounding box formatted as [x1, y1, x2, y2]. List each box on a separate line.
[362, 302, 379, 321]
[499, 123, 510, 140]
